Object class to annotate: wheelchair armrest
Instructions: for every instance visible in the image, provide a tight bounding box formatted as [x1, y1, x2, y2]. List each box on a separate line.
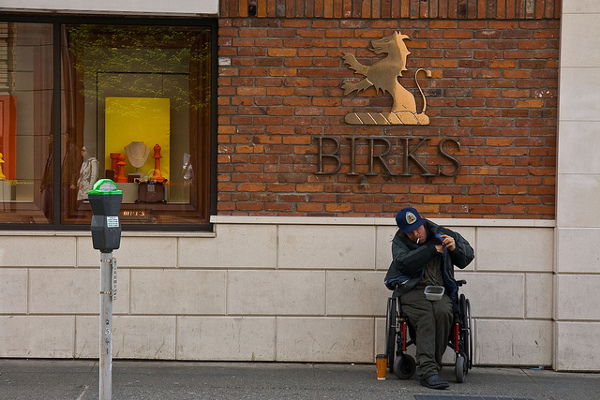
[456, 279, 467, 287]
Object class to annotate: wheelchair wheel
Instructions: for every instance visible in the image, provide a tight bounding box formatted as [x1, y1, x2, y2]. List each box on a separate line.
[455, 354, 466, 383]
[393, 353, 416, 380]
[385, 298, 397, 372]
[459, 294, 474, 370]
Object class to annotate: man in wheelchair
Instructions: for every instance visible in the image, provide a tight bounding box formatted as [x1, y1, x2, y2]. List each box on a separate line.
[385, 207, 474, 390]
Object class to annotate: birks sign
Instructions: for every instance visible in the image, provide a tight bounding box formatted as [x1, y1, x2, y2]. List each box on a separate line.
[322, 31, 462, 177]
[314, 136, 461, 177]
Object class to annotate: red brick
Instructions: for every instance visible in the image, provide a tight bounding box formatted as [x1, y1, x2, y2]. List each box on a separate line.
[216, 15, 558, 220]
[499, 205, 528, 214]
[298, 203, 325, 212]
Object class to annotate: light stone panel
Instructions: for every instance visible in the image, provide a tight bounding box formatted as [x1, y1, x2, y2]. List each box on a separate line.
[0, 316, 75, 358]
[556, 275, 600, 320]
[0, 269, 27, 314]
[276, 317, 374, 363]
[29, 268, 130, 314]
[77, 236, 178, 268]
[0, 236, 76, 267]
[525, 273, 553, 319]
[558, 67, 600, 122]
[112, 316, 176, 359]
[557, 122, 600, 174]
[75, 316, 176, 359]
[556, 228, 600, 273]
[77, 236, 98, 267]
[74, 316, 96, 358]
[557, 174, 600, 228]
[560, 15, 600, 67]
[556, 0, 600, 372]
[555, 322, 600, 371]
[325, 271, 389, 317]
[112, 269, 131, 314]
[453, 272, 524, 319]
[375, 225, 396, 270]
[562, 0, 600, 13]
[454, 226, 476, 249]
[176, 316, 276, 361]
[476, 228, 553, 272]
[227, 270, 325, 315]
[374, 317, 386, 356]
[278, 225, 375, 269]
[475, 319, 552, 366]
[179, 224, 277, 268]
[131, 270, 226, 314]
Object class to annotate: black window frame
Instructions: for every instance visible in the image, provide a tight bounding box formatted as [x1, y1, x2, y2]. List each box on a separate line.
[0, 13, 218, 232]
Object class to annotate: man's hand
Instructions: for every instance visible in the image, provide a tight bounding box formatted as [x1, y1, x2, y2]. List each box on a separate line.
[439, 234, 456, 251]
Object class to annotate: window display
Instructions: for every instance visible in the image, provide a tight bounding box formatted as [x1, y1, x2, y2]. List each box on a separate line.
[0, 18, 214, 228]
[0, 22, 53, 223]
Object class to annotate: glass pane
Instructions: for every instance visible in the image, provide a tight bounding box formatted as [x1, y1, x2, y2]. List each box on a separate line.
[0, 22, 54, 224]
[62, 24, 212, 225]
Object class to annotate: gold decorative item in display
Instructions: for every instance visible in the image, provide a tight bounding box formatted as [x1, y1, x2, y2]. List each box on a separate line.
[342, 32, 431, 125]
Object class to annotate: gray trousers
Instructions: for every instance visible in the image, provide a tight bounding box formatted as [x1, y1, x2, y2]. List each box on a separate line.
[400, 287, 453, 379]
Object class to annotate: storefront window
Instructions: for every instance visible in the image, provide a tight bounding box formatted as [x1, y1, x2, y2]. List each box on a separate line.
[0, 18, 214, 228]
[62, 24, 213, 226]
[0, 22, 54, 224]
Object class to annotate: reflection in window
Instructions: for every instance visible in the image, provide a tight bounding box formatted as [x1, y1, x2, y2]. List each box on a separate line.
[0, 22, 53, 224]
[62, 24, 212, 226]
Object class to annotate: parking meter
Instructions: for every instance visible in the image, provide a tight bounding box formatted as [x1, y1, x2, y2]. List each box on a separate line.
[88, 178, 122, 400]
[89, 179, 123, 253]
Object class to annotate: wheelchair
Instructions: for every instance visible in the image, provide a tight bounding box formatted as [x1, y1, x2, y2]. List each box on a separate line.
[384, 280, 473, 383]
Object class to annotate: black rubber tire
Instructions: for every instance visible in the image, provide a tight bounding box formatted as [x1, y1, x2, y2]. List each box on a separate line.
[393, 354, 416, 380]
[455, 354, 466, 383]
[385, 298, 397, 372]
[465, 298, 473, 369]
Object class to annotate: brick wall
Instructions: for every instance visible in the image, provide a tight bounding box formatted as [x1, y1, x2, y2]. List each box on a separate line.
[217, 0, 559, 218]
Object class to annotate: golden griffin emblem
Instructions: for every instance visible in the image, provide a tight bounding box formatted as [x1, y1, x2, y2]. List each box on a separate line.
[342, 31, 431, 125]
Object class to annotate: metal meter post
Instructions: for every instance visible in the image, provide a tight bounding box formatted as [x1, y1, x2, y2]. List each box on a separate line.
[88, 179, 123, 400]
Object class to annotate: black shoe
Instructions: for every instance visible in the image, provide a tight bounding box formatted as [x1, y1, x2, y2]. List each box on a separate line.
[419, 374, 450, 390]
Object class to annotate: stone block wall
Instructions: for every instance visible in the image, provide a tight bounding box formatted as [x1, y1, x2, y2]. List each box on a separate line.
[554, 0, 600, 371]
[0, 219, 555, 367]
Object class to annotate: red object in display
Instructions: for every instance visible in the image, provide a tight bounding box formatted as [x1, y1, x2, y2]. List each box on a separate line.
[151, 143, 165, 183]
[0, 96, 17, 181]
[115, 154, 128, 183]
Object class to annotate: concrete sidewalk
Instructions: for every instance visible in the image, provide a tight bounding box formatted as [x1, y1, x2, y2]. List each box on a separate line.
[0, 359, 599, 400]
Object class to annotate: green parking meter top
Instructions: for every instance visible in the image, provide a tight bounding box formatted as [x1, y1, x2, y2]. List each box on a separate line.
[88, 179, 123, 195]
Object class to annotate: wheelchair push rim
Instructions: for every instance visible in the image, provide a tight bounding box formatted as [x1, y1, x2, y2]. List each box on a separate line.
[464, 297, 473, 369]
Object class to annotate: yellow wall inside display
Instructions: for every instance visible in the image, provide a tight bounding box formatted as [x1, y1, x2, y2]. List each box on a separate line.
[105, 97, 170, 181]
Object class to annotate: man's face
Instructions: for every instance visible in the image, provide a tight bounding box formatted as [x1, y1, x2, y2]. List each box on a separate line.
[406, 224, 427, 244]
